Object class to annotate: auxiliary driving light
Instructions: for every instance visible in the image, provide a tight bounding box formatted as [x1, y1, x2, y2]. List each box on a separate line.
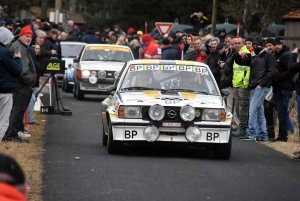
[149, 105, 165, 121]
[98, 70, 106, 79]
[89, 76, 97, 84]
[143, 126, 160, 142]
[185, 126, 201, 142]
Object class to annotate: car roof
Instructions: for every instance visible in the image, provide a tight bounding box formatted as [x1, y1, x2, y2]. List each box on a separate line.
[84, 44, 132, 50]
[126, 60, 210, 67]
[60, 41, 87, 45]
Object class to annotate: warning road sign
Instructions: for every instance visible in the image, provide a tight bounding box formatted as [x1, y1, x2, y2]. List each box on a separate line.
[155, 22, 174, 35]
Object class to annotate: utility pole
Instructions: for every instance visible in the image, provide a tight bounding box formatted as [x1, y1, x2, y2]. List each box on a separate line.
[211, 0, 217, 36]
[55, 0, 61, 23]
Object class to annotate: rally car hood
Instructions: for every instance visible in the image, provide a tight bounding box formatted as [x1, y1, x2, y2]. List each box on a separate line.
[119, 91, 223, 108]
[79, 61, 125, 71]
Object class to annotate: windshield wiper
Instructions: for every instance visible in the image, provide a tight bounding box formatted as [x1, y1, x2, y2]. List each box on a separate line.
[103, 59, 123, 62]
[166, 88, 209, 94]
[120, 87, 163, 91]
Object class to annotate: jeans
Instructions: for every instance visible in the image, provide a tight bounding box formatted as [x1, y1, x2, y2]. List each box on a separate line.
[248, 87, 270, 141]
[275, 90, 293, 141]
[28, 87, 37, 123]
[0, 94, 13, 141]
[264, 100, 276, 138]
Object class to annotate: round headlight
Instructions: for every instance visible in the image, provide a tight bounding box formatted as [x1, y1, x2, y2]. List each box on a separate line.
[98, 70, 106, 79]
[143, 126, 160, 142]
[114, 71, 120, 79]
[149, 105, 165, 121]
[180, 105, 196, 121]
[82, 70, 90, 77]
[91, 70, 97, 77]
[185, 126, 201, 142]
[89, 76, 97, 84]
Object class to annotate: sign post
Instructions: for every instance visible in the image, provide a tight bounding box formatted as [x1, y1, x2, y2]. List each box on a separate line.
[155, 22, 174, 35]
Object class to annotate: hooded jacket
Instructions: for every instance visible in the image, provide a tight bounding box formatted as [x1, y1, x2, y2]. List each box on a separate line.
[0, 27, 22, 93]
[9, 39, 36, 86]
[142, 40, 161, 59]
[235, 48, 276, 89]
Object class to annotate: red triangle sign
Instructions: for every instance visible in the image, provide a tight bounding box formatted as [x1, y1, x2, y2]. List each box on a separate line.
[155, 22, 174, 35]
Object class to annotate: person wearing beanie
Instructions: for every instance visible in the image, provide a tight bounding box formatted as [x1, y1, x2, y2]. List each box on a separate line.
[161, 38, 177, 60]
[141, 34, 161, 59]
[218, 28, 227, 44]
[5, 18, 14, 32]
[0, 27, 22, 142]
[196, 44, 207, 63]
[245, 37, 254, 54]
[270, 36, 294, 142]
[198, 28, 205, 37]
[3, 25, 36, 143]
[0, 154, 29, 200]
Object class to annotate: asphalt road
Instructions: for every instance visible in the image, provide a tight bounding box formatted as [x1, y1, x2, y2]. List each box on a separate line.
[42, 91, 300, 201]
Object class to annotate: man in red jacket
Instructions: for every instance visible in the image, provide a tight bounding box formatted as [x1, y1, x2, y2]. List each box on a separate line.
[141, 34, 161, 59]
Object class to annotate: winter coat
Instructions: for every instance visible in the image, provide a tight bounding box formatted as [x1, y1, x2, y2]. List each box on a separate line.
[129, 45, 140, 59]
[195, 50, 207, 63]
[235, 48, 276, 89]
[273, 46, 294, 92]
[9, 40, 36, 86]
[28, 46, 41, 87]
[288, 53, 300, 95]
[205, 50, 221, 86]
[171, 42, 181, 60]
[0, 183, 26, 201]
[184, 49, 197, 61]
[0, 43, 22, 93]
[82, 30, 101, 44]
[161, 45, 177, 60]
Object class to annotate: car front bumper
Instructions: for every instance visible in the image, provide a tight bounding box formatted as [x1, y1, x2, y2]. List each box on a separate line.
[78, 78, 115, 93]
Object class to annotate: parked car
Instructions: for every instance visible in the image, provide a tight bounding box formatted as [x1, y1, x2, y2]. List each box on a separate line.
[73, 44, 134, 100]
[101, 60, 232, 159]
[61, 41, 86, 92]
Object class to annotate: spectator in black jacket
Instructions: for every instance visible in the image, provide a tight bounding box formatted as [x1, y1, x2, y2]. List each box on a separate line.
[168, 32, 181, 60]
[129, 39, 140, 59]
[272, 37, 294, 142]
[235, 43, 276, 141]
[205, 37, 221, 87]
[81, 27, 101, 44]
[0, 27, 22, 142]
[161, 38, 177, 60]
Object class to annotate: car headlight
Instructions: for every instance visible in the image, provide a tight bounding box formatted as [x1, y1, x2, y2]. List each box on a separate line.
[82, 70, 90, 77]
[114, 71, 120, 79]
[185, 126, 201, 142]
[98, 70, 106, 79]
[124, 107, 141, 118]
[91, 70, 97, 77]
[202, 109, 226, 121]
[180, 105, 196, 121]
[149, 105, 165, 121]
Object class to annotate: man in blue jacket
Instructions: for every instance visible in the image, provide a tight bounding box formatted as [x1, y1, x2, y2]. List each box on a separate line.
[0, 27, 22, 142]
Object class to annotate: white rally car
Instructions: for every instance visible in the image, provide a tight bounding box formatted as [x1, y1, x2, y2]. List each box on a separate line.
[101, 60, 232, 159]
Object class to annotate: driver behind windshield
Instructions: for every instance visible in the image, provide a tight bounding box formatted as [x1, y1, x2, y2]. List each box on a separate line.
[177, 71, 198, 88]
[133, 71, 161, 88]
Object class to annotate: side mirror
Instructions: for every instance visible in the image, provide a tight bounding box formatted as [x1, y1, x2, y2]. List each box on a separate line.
[221, 89, 230, 97]
[107, 85, 116, 93]
[73, 58, 79, 63]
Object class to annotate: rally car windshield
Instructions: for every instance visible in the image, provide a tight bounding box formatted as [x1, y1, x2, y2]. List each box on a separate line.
[119, 64, 218, 95]
[82, 46, 133, 62]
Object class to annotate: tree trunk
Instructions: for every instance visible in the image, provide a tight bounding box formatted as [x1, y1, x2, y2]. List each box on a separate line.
[41, 0, 48, 20]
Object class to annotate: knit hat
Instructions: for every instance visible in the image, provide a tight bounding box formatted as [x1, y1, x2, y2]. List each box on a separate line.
[127, 27, 135, 34]
[137, 30, 143, 35]
[245, 37, 253, 42]
[141, 34, 152, 43]
[168, 31, 176, 40]
[19, 25, 33, 36]
[0, 27, 14, 45]
[264, 38, 275, 46]
[5, 18, 14, 26]
[162, 38, 170, 45]
[175, 29, 183, 34]
[199, 28, 204, 33]
[0, 154, 25, 186]
[216, 43, 225, 50]
[274, 36, 285, 45]
[200, 44, 207, 51]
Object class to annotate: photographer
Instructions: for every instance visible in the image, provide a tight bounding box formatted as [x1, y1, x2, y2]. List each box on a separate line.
[190, 12, 209, 34]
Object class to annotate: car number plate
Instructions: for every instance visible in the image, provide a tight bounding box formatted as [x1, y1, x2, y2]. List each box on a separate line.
[98, 84, 108, 89]
[162, 122, 181, 127]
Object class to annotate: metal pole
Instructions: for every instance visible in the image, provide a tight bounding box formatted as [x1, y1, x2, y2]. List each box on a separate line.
[211, 0, 217, 36]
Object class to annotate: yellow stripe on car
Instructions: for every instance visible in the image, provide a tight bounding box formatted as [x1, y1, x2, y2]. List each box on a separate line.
[143, 91, 160, 100]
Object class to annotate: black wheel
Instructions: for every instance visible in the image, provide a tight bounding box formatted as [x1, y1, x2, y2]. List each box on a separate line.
[65, 82, 73, 93]
[73, 82, 77, 98]
[107, 120, 123, 154]
[214, 131, 232, 160]
[102, 124, 108, 146]
[76, 81, 84, 100]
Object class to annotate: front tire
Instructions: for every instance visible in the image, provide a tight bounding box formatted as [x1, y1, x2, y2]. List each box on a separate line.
[102, 124, 108, 146]
[214, 131, 232, 160]
[107, 120, 123, 154]
[73, 82, 77, 98]
[76, 81, 84, 100]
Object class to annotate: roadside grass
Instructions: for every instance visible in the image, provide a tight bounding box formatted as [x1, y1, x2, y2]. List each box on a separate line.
[0, 112, 46, 201]
[265, 106, 300, 159]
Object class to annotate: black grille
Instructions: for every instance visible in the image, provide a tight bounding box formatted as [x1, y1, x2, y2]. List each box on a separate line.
[142, 106, 201, 121]
[105, 71, 115, 78]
